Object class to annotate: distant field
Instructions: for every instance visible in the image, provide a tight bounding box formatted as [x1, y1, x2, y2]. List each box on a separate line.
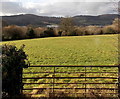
[2, 34, 118, 65]
[2, 34, 119, 96]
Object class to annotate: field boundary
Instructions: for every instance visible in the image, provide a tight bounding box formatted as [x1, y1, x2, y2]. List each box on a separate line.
[22, 65, 120, 98]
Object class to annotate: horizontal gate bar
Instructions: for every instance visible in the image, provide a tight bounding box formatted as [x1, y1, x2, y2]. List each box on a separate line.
[23, 83, 119, 84]
[23, 88, 118, 90]
[22, 77, 118, 79]
[50, 93, 118, 94]
[25, 93, 118, 95]
[22, 65, 119, 97]
[23, 72, 118, 74]
[28, 65, 119, 67]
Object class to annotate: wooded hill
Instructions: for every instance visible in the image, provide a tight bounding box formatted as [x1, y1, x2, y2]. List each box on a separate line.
[2, 14, 120, 27]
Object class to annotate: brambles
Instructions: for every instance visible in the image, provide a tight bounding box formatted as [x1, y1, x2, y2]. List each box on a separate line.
[2, 44, 29, 97]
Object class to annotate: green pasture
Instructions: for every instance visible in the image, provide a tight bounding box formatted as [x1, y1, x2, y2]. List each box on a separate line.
[2, 34, 118, 65]
[2, 34, 119, 96]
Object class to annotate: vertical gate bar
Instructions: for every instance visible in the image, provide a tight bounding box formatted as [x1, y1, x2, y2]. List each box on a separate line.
[52, 67, 54, 96]
[85, 66, 86, 98]
[118, 65, 120, 98]
[54, 66, 55, 96]
[52, 66, 55, 97]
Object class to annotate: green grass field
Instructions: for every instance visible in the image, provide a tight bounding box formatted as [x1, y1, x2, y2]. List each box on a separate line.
[2, 34, 118, 65]
[2, 34, 119, 97]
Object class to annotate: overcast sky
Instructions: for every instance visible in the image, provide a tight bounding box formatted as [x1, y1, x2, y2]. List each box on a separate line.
[0, 0, 119, 17]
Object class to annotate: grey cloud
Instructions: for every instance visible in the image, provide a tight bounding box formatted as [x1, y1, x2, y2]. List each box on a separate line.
[1, 2, 40, 15]
[1, 2, 25, 14]
[0, 2, 118, 16]
[37, 2, 118, 16]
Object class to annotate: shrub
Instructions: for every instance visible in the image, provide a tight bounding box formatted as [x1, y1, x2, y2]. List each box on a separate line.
[85, 26, 102, 35]
[2, 44, 29, 97]
[26, 27, 36, 38]
[34, 27, 46, 38]
[20, 26, 28, 38]
[76, 27, 86, 36]
[102, 25, 116, 34]
[61, 31, 67, 36]
[58, 30, 63, 36]
[43, 28, 56, 37]
[53, 28, 59, 36]
[67, 29, 77, 36]
[2, 25, 25, 40]
[111, 18, 120, 33]
[99, 30, 104, 35]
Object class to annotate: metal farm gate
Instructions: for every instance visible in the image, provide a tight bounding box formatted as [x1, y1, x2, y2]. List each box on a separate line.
[22, 65, 120, 98]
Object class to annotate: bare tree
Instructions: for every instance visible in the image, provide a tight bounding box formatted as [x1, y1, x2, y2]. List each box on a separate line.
[59, 17, 76, 36]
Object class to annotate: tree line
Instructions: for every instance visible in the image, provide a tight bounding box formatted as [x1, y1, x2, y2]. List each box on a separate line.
[2, 17, 120, 41]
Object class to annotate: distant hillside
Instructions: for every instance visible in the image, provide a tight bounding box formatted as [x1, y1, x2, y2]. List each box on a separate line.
[2, 14, 120, 27]
[74, 14, 119, 26]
